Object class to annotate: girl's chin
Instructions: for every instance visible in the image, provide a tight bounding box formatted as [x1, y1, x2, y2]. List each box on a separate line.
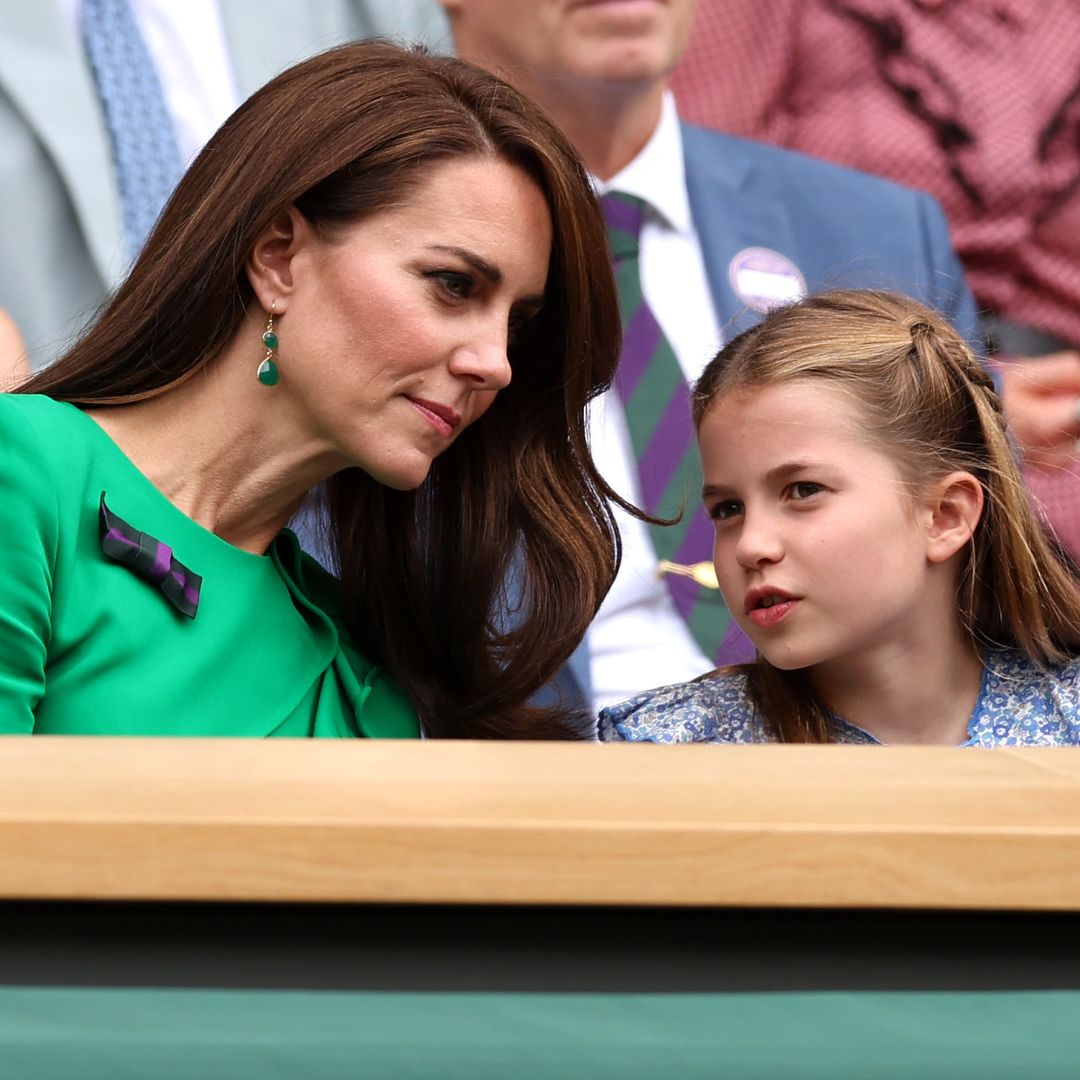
[754, 644, 818, 672]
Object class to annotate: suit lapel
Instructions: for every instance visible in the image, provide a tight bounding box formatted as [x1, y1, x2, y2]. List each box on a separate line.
[682, 123, 802, 340]
[0, 5, 124, 289]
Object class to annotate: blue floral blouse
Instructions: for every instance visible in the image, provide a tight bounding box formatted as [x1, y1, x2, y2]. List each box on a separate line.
[598, 649, 1080, 746]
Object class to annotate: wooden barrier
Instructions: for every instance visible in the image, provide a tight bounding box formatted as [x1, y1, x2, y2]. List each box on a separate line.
[2, 738, 1079, 910]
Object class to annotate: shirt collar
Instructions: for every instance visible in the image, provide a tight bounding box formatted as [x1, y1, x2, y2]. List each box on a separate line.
[593, 91, 691, 234]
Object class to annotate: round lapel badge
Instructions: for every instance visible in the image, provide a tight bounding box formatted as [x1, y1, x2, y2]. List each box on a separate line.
[728, 247, 807, 313]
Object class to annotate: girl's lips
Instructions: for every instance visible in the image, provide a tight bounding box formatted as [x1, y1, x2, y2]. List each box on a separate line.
[746, 599, 799, 629]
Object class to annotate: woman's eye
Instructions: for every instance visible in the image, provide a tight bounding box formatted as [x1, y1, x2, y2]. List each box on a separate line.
[709, 499, 742, 521]
[431, 271, 473, 299]
[789, 481, 824, 500]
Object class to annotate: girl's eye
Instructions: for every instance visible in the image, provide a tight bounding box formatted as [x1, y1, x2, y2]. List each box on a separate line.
[709, 499, 743, 521]
[789, 481, 824, 500]
[431, 271, 473, 299]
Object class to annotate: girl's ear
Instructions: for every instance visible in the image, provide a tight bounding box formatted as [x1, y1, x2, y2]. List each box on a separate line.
[924, 471, 984, 564]
[245, 206, 311, 315]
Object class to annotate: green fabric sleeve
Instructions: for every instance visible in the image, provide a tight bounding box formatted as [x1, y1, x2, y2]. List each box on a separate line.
[278, 531, 421, 739]
[0, 400, 57, 732]
[335, 637, 422, 739]
[358, 662, 423, 739]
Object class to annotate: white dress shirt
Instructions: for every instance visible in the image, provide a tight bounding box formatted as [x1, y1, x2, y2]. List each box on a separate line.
[589, 92, 724, 711]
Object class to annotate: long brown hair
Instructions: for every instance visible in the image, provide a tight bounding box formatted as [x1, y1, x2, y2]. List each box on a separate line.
[19, 42, 628, 738]
[693, 289, 1080, 742]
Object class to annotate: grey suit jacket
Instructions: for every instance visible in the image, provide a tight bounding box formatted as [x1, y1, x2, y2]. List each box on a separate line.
[552, 121, 980, 711]
[0, 0, 449, 370]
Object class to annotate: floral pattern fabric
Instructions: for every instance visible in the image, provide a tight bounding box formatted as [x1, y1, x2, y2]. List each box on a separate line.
[598, 649, 1080, 746]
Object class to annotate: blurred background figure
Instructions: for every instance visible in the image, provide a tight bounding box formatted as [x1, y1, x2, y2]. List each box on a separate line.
[0, 1, 450, 373]
[0, 310, 29, 389]
[441, 0, 977, 711]
[672, 0, 1080, 555]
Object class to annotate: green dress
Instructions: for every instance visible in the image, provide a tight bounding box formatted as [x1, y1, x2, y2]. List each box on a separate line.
[0, 394, 420, 738]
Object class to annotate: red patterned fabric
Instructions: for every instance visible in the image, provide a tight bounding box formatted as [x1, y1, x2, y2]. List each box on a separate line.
[672, 0, 1080, 349]
[672, 0, 1080, 555]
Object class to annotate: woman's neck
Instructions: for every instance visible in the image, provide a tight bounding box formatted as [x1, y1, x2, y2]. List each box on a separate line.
[83, 321, 341, 554]
[809, 613, 984, 746]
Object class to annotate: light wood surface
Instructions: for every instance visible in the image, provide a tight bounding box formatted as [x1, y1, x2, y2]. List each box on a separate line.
[2, 739, 1080, 909]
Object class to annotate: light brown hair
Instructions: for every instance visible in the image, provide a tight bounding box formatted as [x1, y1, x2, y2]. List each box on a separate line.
[20, 41, 629, 738]
[693, 289, 1080, 742]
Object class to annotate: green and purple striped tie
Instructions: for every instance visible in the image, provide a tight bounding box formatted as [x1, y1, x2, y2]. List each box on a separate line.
[603, 190, 752, 665]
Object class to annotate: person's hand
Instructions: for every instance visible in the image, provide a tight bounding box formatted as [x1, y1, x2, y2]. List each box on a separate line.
[998, 350, 1080, 467]
[0, 309, 29, 390]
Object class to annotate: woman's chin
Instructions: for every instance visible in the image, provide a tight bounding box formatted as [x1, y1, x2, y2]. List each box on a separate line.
[378, 472, 429, 492]
[359, 453, 435, 492]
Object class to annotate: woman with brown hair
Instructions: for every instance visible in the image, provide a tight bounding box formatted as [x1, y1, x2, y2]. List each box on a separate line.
[602, 289, 1080, 746]
[1, 41, 625, 739]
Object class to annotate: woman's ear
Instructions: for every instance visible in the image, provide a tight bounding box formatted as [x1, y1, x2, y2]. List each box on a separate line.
[245, 206, 311, 314]
[924, 471, 985, 564]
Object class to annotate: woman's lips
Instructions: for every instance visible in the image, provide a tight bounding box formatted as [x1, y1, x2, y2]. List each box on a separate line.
[407, 397, 461, 438]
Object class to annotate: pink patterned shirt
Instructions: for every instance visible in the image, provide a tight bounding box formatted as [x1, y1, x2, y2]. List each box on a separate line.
[671, 0, 1080, 348]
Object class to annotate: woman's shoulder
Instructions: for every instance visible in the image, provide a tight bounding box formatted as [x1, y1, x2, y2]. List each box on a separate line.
[973, 648, 1080, 746]
[0, 392, 81, 429]
[0, 395, 87, 516]
[598, 668, 770, 744]
[0, 394, 96, 471]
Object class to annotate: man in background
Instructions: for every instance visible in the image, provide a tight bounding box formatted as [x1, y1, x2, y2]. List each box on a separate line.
[0, 0, 449, 373]
[671, 0, 1080, 557]
[441, 0, 978, 711]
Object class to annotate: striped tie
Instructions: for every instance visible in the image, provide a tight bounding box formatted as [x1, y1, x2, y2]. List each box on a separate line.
[82, 0, 183, 262]
[603, 190, 753, 665]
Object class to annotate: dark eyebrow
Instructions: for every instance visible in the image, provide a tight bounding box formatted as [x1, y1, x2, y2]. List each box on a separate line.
[701, 462, 822, 500]
[425, 244, 545, 309]
[427, 244, 501, 283]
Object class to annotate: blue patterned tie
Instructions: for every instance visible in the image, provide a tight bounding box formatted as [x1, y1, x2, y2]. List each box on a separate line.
[81, 0, 182, 261]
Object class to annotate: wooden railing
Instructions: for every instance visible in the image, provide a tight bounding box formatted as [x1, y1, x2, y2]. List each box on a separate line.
[2, 739, 1079, 909]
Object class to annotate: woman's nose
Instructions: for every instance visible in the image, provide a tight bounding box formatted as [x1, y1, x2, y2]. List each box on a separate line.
[449, 334, 512, 391]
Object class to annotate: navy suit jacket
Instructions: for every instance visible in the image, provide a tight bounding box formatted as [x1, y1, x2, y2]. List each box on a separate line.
[546, 122, 980, 711]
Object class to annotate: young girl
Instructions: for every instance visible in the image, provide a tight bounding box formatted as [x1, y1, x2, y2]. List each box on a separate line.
[600, 289, 1080, 746]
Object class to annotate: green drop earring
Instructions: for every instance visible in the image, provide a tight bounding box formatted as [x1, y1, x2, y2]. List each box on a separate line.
[257, 307, 280, 386]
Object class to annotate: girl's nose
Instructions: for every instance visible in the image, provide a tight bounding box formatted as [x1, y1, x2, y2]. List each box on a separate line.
[734, 511, 784, 569]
